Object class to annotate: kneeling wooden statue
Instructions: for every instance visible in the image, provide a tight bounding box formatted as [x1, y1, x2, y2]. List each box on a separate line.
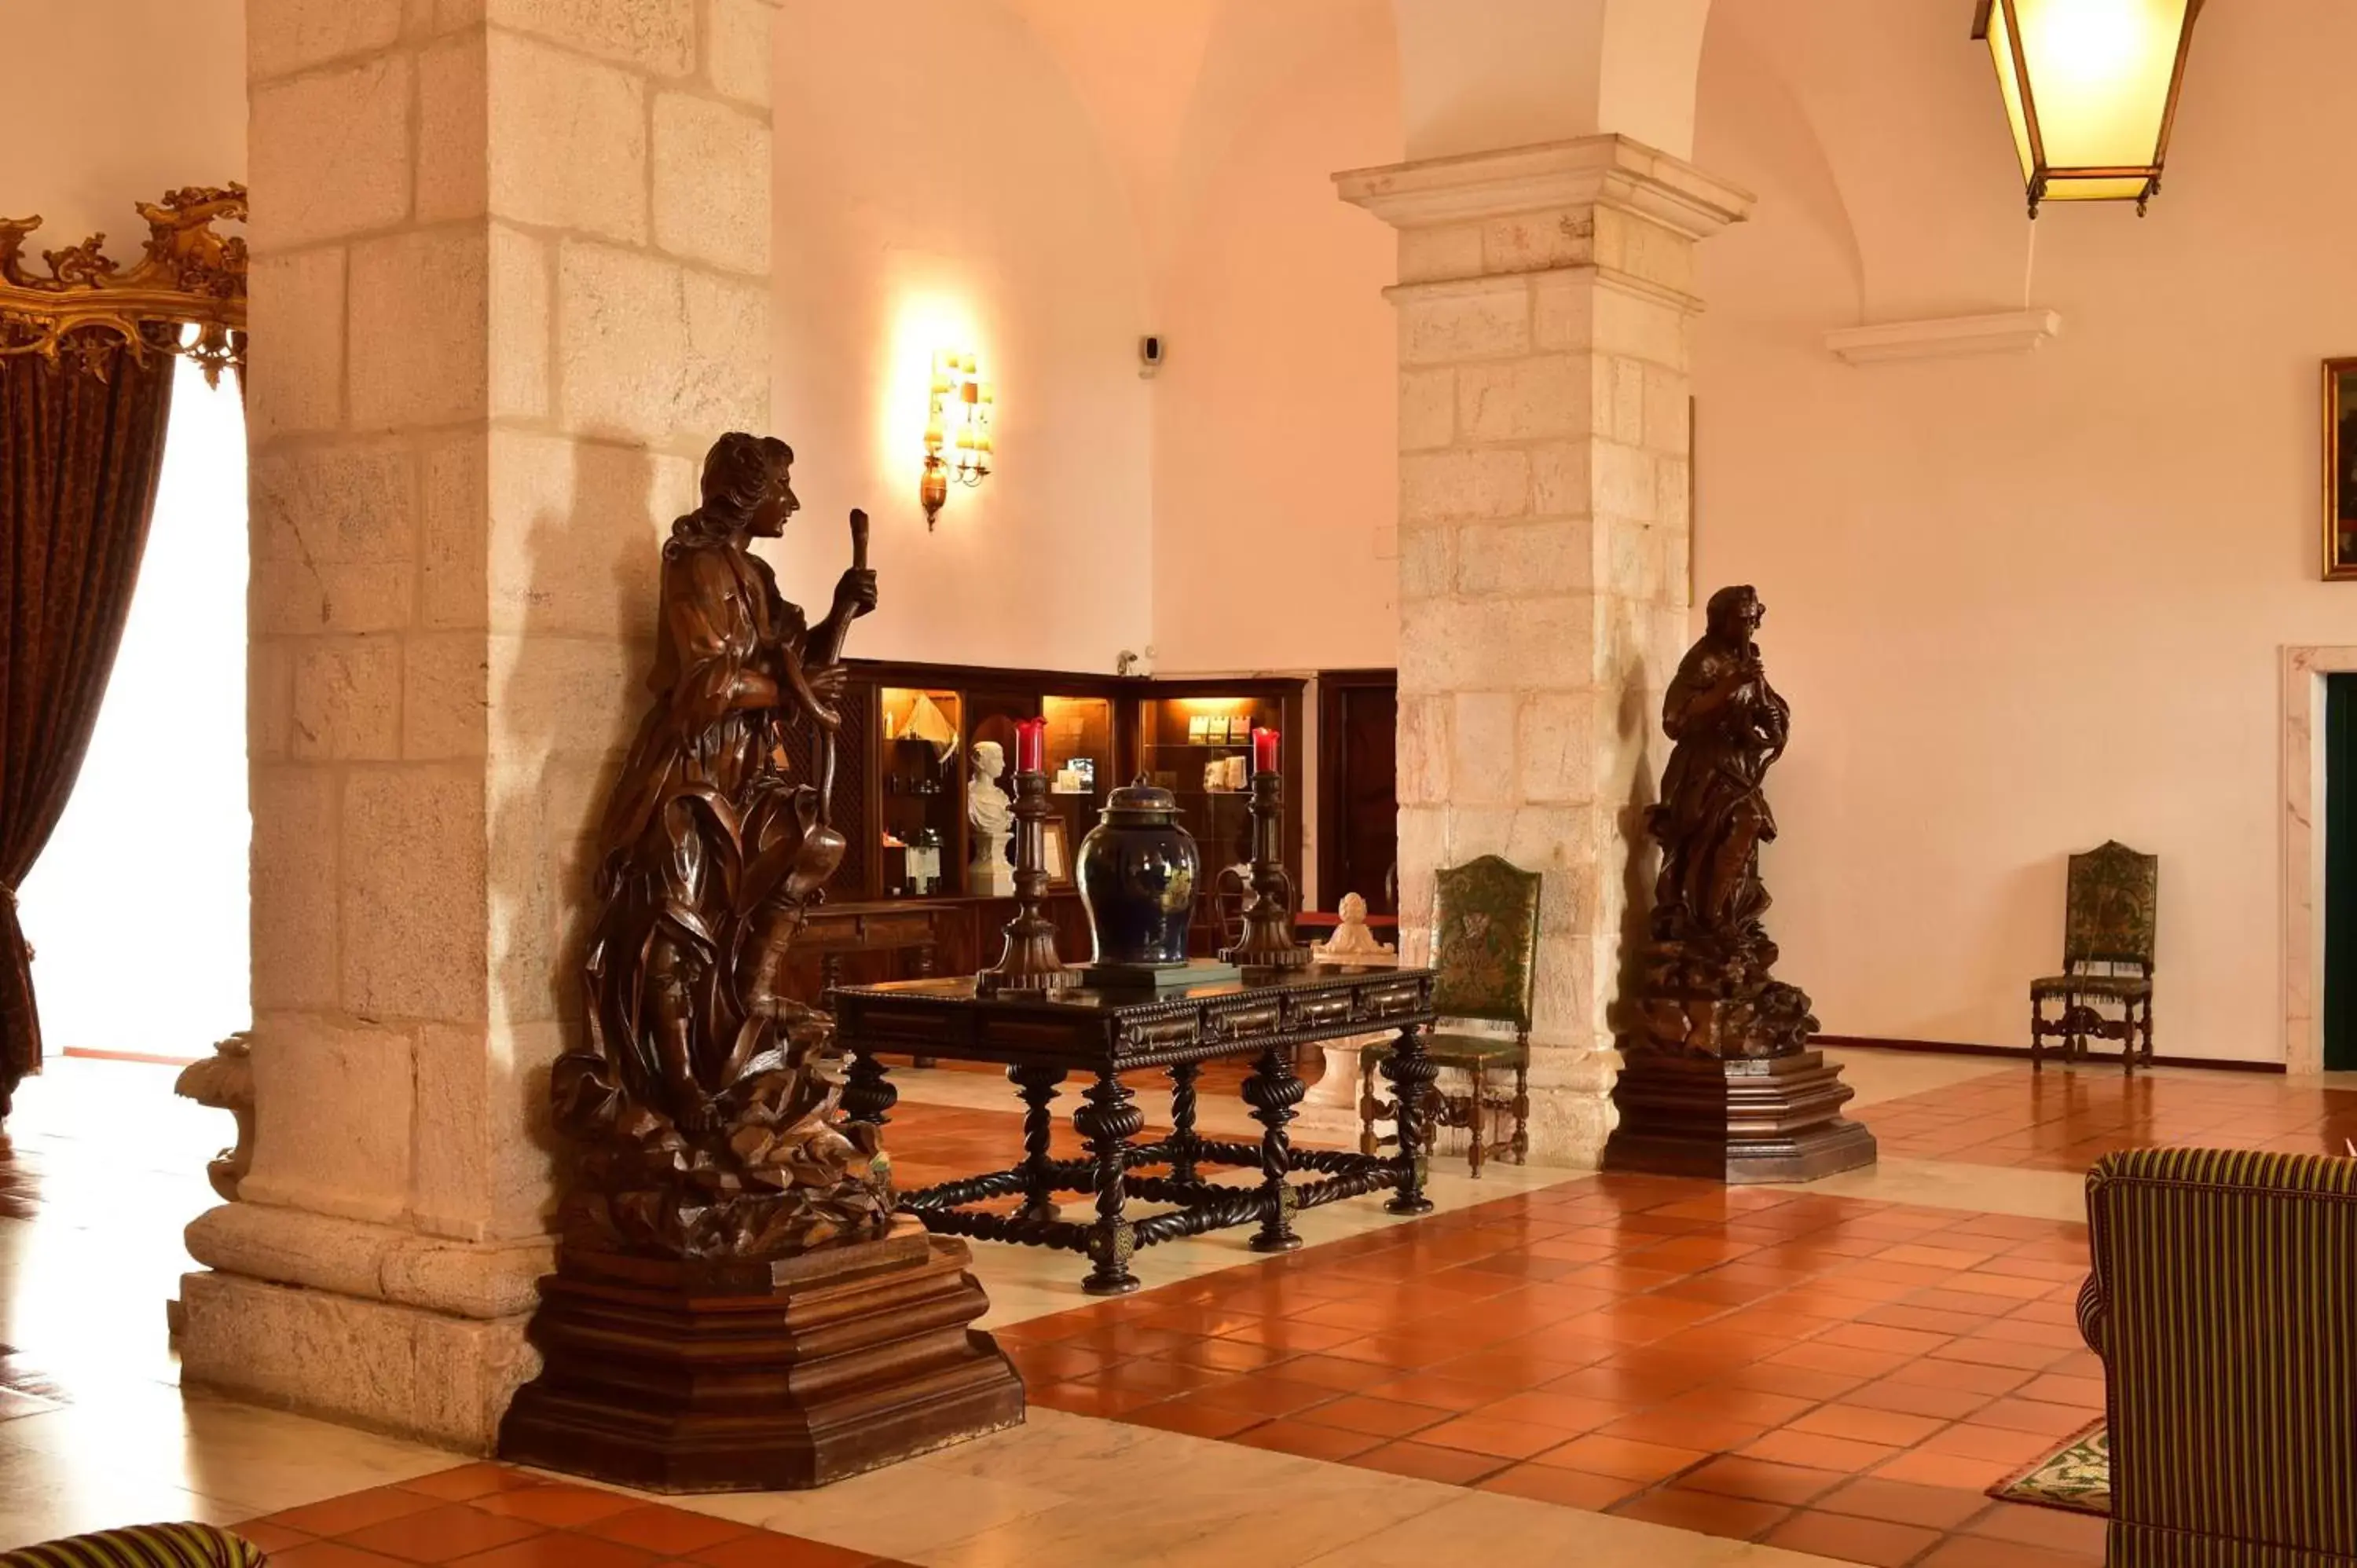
[499, 433, 1022, 1491]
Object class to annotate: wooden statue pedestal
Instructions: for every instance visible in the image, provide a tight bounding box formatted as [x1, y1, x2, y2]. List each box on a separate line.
[1604, 1050, 1876, 1184]
[498, 1215, 1024, 1493]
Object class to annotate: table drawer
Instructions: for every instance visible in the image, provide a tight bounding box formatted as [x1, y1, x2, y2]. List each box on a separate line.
[1209, 999, 1285, 1040]
[1361, 979, 1428, 1020]
[1116, 1013, 1204, 1053]
[1286, 991, 1357, 1029]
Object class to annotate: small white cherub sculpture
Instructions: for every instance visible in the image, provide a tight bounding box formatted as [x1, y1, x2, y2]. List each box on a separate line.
[1313, 892, 1396, 964]
[967, 739, 1014, 896]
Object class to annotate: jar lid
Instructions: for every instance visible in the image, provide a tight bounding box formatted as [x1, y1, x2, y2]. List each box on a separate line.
[1103, 774, 1178, 820]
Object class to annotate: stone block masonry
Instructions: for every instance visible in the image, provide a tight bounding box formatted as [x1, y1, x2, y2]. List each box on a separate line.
[185, 0, 783, 1449]
[1340, 136, 1750, 1167]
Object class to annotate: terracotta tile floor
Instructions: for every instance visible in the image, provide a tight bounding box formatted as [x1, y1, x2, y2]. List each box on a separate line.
[237, 1461, 915, 1566]
[996, 1174, 2110, 1568]
[1864, 1061, 2357, 1170]
[885, 1099, 1119, 1194]
[860, 1056, 2357, 1566]
[9, 1054, 2350, 1563]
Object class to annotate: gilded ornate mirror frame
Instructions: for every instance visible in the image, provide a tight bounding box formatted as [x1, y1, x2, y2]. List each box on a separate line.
[0, 184, 247, 385]
[2327, 357, 2357, 581]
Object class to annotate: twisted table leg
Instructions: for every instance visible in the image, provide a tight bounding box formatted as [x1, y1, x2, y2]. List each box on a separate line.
[1243, 1045, 1305, 1252]
[1166, 1061, 1202, 1182]
[1074, 1070, 1143, 1295]
[1007, 1063, 1066, 1222]
[841, 1044, 896, 1131]
[1384, 1024, 1437, 1216]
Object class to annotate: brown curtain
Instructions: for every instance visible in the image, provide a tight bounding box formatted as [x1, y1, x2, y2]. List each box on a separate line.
[0, 346, 175, 1119]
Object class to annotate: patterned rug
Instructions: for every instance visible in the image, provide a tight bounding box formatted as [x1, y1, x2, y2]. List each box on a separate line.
[1991, 1419, 2110, 1516]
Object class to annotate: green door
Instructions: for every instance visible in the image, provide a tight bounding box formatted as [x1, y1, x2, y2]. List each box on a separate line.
[2328, 674, 2357, 1070]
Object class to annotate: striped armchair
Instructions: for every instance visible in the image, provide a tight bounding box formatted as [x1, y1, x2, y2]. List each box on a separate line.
[2, 1524, 266, 1566]
[2080, 1149, 2357, 1567]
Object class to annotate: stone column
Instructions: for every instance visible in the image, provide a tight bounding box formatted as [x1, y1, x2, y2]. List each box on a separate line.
[179, 0, 776, 1449]
[1337, 136, 1750, 1165]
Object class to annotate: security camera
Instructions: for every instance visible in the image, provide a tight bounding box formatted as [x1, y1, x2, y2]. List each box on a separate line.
[1138, 335, 1166, 379]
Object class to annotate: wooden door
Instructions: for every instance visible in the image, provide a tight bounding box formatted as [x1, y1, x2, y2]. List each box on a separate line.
[2328, 674, 2357, 1070]
[1318, 671, 1398, 914]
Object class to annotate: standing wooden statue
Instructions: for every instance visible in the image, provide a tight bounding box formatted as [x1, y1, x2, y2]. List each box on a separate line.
[559, 432, 882, 1251]
[500, 434, 1022, 1492]
[1604, 586, 1875, 1182]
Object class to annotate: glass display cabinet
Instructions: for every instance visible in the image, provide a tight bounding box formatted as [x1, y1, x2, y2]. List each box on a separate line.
[1040, 694, 1116, 886]
[1139, 692, 1277, 914]
[818, 661, 1303, 977]
[878, 687, 964, 897]
[1135, 681, 1303, 952]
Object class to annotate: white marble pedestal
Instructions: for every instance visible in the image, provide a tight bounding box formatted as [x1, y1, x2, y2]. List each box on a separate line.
[1296, 920, 1400, 1145]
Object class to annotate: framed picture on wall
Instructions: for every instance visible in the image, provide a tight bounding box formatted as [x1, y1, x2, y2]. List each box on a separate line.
[1041, 818, 1072, 888]
[2326, 357, 2357, 580]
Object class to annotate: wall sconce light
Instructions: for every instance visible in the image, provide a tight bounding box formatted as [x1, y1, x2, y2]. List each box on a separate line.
[1971, 0, 2204, 217]
[921, 350, 994, 530]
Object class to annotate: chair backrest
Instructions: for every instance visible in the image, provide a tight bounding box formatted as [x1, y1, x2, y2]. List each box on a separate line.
[1212, 863, 1251, 947]
[2083, 1148, 2357, 1557]
[2062, 840, 2157, 973]
[1429, 855, 1542, 1033]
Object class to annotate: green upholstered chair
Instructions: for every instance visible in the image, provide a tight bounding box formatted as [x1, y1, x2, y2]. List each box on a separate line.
[1358, 855, 1541, 1178]
[2029, 840, 2157, 1072]
[2079, 1148, 2357, 1566]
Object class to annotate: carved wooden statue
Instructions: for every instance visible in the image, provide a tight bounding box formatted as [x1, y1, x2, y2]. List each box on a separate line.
[1630, 584, 1816, 1059]
[550, 431, 887, 1261]
[1606, 585, 1873, 1183]
[505, 434, 1024, 1493]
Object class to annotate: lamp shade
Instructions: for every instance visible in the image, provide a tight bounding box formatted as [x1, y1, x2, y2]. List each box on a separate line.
[1972, 0, 2202, 214]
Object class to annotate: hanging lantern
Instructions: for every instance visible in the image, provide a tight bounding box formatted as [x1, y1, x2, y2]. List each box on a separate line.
[1972, 0, 2204, 217]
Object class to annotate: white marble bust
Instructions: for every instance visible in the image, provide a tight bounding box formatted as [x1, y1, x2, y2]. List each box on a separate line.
[968, 739, 1014, 896]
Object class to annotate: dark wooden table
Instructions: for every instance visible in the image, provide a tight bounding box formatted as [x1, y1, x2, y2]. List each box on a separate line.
[830, 965, 1440, 1295]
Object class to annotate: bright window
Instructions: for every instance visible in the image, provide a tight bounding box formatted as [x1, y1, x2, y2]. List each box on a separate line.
[20, 357, 251, 1061]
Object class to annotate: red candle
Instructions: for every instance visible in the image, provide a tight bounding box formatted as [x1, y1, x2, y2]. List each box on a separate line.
[1252, 725, 1280, 775]
[1017, 716, 1047, 775]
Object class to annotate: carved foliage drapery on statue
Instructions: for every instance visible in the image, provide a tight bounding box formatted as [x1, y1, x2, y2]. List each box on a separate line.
[0, 185, 246, 1119]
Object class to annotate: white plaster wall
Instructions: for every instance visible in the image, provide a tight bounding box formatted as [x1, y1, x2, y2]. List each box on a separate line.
[1146, 2, 1402, 673]
[1692, 0, 2357, 1061]
[12, 0, 2351, 1074]
[0, 0, 245, 239]
[768, 0, 1154, 673]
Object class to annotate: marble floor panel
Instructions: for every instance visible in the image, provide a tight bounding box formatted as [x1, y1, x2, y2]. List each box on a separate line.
[234, 1459, 932, 1566]
[211, 1414, 1856, 1568]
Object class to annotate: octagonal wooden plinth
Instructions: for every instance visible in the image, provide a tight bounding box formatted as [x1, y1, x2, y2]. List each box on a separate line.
[498, 1217, 1024, 1493]
[1603, 1049, 1877, 1184]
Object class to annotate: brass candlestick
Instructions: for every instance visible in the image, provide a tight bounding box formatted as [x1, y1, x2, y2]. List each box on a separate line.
[1219, 769, 1311, 969]
[978, 769, 1072, 993]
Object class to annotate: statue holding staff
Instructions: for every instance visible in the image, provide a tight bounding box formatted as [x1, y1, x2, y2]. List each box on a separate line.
[553, 432, 889, 1260]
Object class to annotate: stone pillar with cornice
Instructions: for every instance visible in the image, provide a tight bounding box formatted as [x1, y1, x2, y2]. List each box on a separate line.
[178, 0, 779, 1449]
[1337, 135, 1751, 1165]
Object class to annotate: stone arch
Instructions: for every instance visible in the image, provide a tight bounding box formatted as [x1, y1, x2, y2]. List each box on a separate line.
[1391, 0, 1712, 159]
